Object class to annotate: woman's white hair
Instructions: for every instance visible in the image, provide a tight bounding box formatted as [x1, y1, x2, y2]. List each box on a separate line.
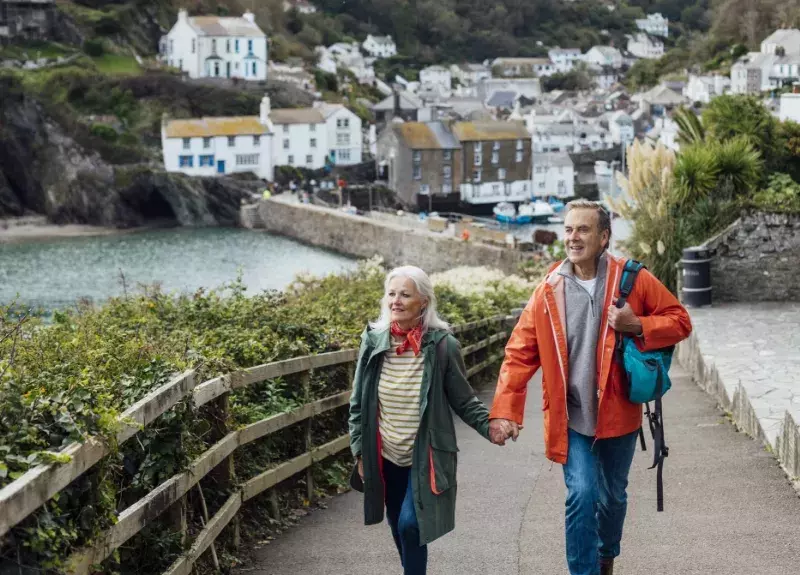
[369, 265, 450, 333]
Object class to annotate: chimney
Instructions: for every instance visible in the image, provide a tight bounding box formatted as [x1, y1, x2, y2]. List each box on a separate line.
[178, 9, 188, 22]
[243, 11, 255, 24]
[260, 95, 271, 124]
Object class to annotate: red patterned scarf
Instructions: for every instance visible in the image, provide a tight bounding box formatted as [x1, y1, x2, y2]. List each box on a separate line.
[390, 322, 423, 356]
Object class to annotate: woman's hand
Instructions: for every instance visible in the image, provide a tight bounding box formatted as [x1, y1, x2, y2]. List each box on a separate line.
[357, 456, 364, 480]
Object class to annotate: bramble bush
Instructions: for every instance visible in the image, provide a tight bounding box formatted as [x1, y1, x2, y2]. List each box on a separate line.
[0, 258, 534, 573]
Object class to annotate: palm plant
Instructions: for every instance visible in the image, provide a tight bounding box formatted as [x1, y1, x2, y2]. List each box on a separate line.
[673, 106, 705, 147]
[672, 143, 719, 206]
[712, 136, 763, 200]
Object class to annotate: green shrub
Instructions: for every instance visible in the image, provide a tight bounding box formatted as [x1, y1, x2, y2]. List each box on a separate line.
[83, 38, 104, 57]
[90, 122, 118, 142]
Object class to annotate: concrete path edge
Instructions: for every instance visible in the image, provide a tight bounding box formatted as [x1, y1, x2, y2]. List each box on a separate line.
[676, 332, 800, 490]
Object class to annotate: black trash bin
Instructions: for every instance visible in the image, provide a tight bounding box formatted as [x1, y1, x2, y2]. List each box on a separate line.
[681, 246, 713, 307]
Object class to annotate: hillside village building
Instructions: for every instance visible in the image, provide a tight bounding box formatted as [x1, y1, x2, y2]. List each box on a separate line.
[160, 10, 268, 81]
[362, 35, 396, 58]
[635, 13, 668, 38]
[627, 33, 664, 60]
[0, 0, 56, 41]
[548, 48, 582, 73]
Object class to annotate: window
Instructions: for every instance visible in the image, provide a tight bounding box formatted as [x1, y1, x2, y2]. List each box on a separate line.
[182, 138, 191, 150]
[248, 40, 253, 53]
[413, 151, 422, 162]
[491, 151, 499, 165]
[419, 184, 430, 195]
[493, 141, 500, 151]
[253, 135, 260, 146]
[339, 149, 351, 161]
[443, 182, 452, 194]
[443, 150, 452, 161]
[306, 155, 313, 164]
[516, 139, 524, 150]
[336, 133, 350, 146]
[179, 155, 193, 168]
[443, 165, 452, 179]
[492, 183, 501, 194]
[536, 166, 543, 174]
[310, 138, 317, 148]
[227, 136, 236, 147]
[474, 146, 482, 166]
[283, 125, 289, 133]
[179, 59, 182, 69]
[212, 39, 217, 53]
[236, 154, 259, 166]
[203, 137, 211, 149]
[336, 118, 343, 128]
[199, 155, 214, 167]
[498, 168, 506, 180]
[226, 39, 230, 53]
[283, 139, 290, 149]
[473, 169, 482, 182]
[310, 124, 316, 132]
[235, 39, 239, 53]
[343, 118, 349, 128]
[191, 39, 196, 53]
[169, 40, 174, 54]
[413, 164, 422, 180]
[288, 155, 294, 165]
[516, 150, 523, 163]
[538, 181, 546, 189]
[252, 62, 257, 76]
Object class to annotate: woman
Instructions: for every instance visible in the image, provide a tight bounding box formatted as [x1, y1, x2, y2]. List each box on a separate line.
[348, 266, 504, 575]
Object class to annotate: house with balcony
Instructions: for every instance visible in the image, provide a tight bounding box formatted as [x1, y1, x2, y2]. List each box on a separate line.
[635, 13, 669, 38]
[159, 10, 268, 80]
[313, 102, 363, 166]
[548, 48, 582, 73]
[453, 121, 533, 205]
[532, 152, 574, 199]
[375, 121, 462, 207]
[161, 96, 274, 180]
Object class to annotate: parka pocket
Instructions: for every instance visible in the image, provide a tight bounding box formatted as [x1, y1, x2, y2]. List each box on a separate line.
[428, 429, 459, 495]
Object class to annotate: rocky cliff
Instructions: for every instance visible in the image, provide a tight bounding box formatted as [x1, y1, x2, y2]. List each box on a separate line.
[0, 74, 259, 227]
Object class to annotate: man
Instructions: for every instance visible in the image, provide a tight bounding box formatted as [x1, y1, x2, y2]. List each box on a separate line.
[489, 200, 692, 575]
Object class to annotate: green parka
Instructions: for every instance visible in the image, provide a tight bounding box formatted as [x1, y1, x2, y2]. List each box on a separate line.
[348, 326, 491, 545]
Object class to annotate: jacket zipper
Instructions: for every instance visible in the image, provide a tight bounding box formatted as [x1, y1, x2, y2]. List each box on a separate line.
[596, 263, 620, 408]
[544, 295, 569, 421]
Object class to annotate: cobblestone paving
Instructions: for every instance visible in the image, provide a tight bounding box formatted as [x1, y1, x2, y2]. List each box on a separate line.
[687, 302, 800, 447]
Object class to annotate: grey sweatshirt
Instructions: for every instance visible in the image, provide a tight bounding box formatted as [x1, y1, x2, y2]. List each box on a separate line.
[560, 255, 607, 437]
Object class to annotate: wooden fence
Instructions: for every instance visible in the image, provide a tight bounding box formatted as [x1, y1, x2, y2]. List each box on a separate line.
[0, 312, 520, 574]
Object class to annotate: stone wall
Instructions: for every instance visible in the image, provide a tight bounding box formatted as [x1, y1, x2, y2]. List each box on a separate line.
[702, 211, 800, 302]
[258, 197, 533, 274]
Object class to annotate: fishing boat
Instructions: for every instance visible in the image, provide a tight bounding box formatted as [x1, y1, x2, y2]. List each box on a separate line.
[494, 200, 555, 224]
[547, 197, 565, 212]
[493, 202, 518, 224]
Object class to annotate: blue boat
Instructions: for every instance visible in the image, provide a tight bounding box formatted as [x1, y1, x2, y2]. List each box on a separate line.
[548, 197, 565, 212]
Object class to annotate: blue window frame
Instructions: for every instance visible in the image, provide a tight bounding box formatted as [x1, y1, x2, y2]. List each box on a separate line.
[252, 62, 256, 76]
[248, 40, 253, 53]
[235, 40, 240, 53]
[199, 155, 214, 167]
[179, 155, 194, 168]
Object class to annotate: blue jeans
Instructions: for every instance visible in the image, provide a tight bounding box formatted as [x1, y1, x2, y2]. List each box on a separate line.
[384, 458, 427, 575]
[562, 428, 638, 575]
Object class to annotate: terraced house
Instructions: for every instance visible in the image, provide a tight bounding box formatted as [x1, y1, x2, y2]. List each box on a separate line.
[160, 9, 268, 81]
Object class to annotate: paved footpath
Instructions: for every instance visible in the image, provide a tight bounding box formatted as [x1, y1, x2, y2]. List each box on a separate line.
[245, 368, 800, 575]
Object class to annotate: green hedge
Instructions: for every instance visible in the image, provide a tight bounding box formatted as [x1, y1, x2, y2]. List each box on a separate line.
[0, 260, 533, 573]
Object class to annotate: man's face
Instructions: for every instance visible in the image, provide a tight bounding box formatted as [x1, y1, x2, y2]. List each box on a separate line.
[564, 208, 609, 266]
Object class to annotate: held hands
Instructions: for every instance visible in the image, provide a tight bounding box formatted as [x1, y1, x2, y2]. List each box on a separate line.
[357, 456, 364, 480]
[489, 418, 523, 446]
[608, 299, 643, 336]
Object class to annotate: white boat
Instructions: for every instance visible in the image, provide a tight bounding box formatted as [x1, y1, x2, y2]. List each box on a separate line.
[493, 202, 518, 224]
[523, 200, 555, 223]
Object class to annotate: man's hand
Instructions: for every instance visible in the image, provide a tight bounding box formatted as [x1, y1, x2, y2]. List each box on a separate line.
[489, 418, 523, 446]
[608, 299, 643, 336]
[357, 456, 364, 480]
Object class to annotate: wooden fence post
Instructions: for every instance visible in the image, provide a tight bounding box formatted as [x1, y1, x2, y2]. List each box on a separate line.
[212, 391, 241, 551]
[301, 371, 314, 503]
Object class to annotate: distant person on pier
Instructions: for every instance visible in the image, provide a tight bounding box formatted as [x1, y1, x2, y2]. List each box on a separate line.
[348, 266, 512, 575]
[489, 199, 692, 575]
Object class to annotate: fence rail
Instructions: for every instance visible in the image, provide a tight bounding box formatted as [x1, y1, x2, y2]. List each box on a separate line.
[0, 312, 519, 574]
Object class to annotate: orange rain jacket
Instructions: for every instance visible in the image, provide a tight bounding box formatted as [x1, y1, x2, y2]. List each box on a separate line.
[489, 252, 692, 464]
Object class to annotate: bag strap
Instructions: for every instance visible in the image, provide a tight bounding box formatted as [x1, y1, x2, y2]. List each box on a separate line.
[615, 259, 645, 310]
[644, 368, 669, 512]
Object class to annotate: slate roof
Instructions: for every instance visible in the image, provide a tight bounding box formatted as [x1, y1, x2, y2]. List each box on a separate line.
[394, 122, 461, 149]
[164, 116, 269, 138]
[451, 121, 530, 141]
[189, 15, 265, 37]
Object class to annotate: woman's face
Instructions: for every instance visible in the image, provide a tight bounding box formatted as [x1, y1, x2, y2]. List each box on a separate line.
[387, 276, 426, 328]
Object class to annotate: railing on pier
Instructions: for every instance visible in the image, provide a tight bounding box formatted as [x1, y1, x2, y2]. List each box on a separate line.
[0, 312, 520, 574]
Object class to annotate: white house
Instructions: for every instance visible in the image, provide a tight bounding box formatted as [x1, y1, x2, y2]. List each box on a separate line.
[770, 56, 800, 88]
[315, 47, 337, 75]
[419, 65, 452, 93]
[582, 46, 624, 69]
[271, 107, 328, 169]
[283, 0, 317, 14]
[478, 77, 542, 102]
[635, 13, 669, 37]
[731, 52, 776, 94]
[160, 10, 268, 81]
[587, 64, 620, 90]
[450, 63, 492, 86]
[532, 153, 574, 199]
[362, 35, 396, 58]
[607, 111, 634, 145]
[627, 33, 664, 60]
[646, 116, 680, 151]
[532, 122, 612, 153]
[313, 102, 363, 165]
[548, 48, 582, 73]
[326, 41, 375, 83]
[491, 57, 556, 77]
[761, 29, 800, 56]
[161, 97, 274, 180]
[683, 74, 730, 103]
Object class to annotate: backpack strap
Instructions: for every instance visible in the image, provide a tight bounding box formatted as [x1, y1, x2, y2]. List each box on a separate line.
[615, 259, 645, 309]
[644, 369, 669, 512]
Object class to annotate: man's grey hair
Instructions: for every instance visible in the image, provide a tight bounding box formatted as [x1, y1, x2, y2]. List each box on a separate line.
[565, 199, 612, 249]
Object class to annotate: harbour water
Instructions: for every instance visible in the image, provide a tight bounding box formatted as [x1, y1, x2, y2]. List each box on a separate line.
[0, 228, 358, 311]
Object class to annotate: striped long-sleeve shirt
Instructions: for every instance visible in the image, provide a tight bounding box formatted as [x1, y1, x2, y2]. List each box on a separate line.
[378, 338, 425, 467]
